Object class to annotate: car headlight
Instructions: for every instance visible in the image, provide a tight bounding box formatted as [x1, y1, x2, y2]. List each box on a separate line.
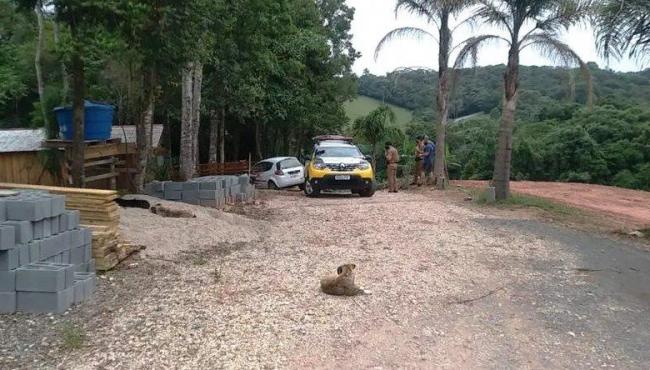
[314, 160, 328, 170]
[358, 161, 370, 170]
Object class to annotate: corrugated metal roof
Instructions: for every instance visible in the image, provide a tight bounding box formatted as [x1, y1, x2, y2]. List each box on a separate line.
[0, 125, 164, 153]
[0, 129, 46, 153]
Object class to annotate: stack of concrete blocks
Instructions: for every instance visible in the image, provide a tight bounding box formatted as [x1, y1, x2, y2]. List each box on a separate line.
[144, 175, 255, 208]
[0, 190, 97, 314]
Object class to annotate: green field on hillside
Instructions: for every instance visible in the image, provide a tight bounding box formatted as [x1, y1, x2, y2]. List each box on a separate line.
[344, 96, 412, 128]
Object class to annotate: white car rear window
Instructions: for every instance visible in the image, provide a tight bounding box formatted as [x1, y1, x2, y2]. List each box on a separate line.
[279, 158, 301, 169]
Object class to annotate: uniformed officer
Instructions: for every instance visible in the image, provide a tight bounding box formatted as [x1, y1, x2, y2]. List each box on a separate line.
[384, 142, 400, 193]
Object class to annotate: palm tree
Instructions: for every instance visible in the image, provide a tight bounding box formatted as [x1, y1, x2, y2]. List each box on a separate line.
[593, 0, 650, 63]
[375, 0, 473, 189]
[455, 0, 593, 199]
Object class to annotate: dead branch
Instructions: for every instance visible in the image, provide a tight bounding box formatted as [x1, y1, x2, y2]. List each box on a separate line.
[451, 286, 505, 305]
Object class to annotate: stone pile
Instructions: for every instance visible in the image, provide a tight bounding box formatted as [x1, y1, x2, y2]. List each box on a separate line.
[144, 175, 255, 208]
[0, 190, 96, 314]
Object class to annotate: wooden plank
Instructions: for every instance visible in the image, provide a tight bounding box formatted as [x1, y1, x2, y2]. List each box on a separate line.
[0, 182, 117, 196]
[84, 143, 120, 160]
[84, 158, 115, 168]
[85, 172, 118, 183]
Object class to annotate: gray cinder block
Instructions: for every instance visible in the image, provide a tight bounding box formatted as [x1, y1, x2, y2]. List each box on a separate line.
[165, 181, 184, 191]
[75, 272, 97, 298]
[27, 241, 40, 263]
[2, 221, 33, 244]
[32, 218, 52, 240]
[16, 286, 73, 314]
[199, 189, 224, 200]
[40, 235, 63, 260]
[69, 229, 84, 248]
[0, 249, 18, 271]
[50, 195, 66, 217]
[0, 291, 16, 313]
[49, 216, 60, 235]
[70, 245, 84, 265]
[0, 225, 16, 251]
[17, 244, 29, 266]
[182, 190, 199, 201]
[83, 244, 91, 263]
[61, 250, 70, 264]
[4, 198, 47, 221]
[86, 259, 96, 273]
[65, 210, 80, 230]
[182, 182, 200, 191]
[72, 280, 84, 304]
[16, 263, 69, 292]
[53, 254, 62, 263]
[164, 190, 182, 200]
[59, 213, 68, 232]
[238, 175, 250, 186]
[0, 270, 16, 291]
[0, 201, 5, 222]
[27, 262, 74, 288]
[199, 181, 222, 190]
[82, 228, 92, 245]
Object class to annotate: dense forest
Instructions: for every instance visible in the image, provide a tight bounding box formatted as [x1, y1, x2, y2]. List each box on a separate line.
[358, 66, 650, 191]
[0, 0, 357, 188]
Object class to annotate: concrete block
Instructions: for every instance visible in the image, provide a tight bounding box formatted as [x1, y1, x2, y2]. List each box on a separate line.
[61, 250, 71, 264]
[182, 182, 200, 191]
[32, 218, 52, 240]
[199, 181, 222, 190]
[59, 213, 68, 231]
[0, 270, 16, 291]
[163, 190, 182, 201]
[53, 254, 62, 263]
[40, 235, 63, 259]
[17, 244, 29, 266]
[16, 286, 73, 313]
[229, 184, 241, 195]
[0, 201, 5, 222]
[29, 262, 74, 288]
[82, 228, 92, 245]
[72, 280, 84, 304]
[0, 225, 16, 251]
[66, 210, 80, 230]
[0, 291, 16, 313]
[27, 240, 40, 263]
[165, 182, 184, 191]
[199, 189, 224, 200]
[50, 195, 66, 217]
[238, 175, 250, 186]
[69, 229, 84, 248]
[70, 245, 84, 265]
[182, 198, 199, 205]
[83, 244, 91, 263]
[2, 220, 33, 244]
[86, 259, 96, 273]
[182, 190, 199, 201]
[4, 198, 47, 221]
[15, 263, 67, 292]
[75, 272, 96, 297]
[0, 249, 18, 271]
[49, 216, 60, 235]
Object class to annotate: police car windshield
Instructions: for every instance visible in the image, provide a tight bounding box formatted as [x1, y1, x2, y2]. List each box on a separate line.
[315, 146, 362, 158]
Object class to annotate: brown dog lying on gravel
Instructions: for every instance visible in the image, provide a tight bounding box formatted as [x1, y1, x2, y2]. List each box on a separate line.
[149, 203, 196, 218]
[320, 263, 371, 296]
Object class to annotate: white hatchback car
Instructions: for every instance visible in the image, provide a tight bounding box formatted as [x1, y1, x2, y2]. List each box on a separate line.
[251, 157, 305, 189]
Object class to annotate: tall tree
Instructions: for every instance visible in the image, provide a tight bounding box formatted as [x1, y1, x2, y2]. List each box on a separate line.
[593, 0, 650, 63]
[456, 0, 593, 199]
[33, 0, 48, 128]
[376, 0, 474, 189]
[352, 105, 396, 170]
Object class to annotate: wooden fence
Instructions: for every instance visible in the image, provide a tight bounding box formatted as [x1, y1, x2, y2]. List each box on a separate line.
[0, 151, 61, 186]
[197, 160, 250, 176]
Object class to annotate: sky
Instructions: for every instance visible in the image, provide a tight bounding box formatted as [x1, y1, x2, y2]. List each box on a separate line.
[346, 0, 642, 76]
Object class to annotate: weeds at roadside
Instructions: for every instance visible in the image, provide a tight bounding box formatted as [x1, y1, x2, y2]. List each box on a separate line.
[59, 323, 86, 351]
[192, 255, 208, 266]
[469, 188, 580, 218]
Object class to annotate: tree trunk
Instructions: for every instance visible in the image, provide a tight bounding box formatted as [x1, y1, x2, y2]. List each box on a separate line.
[255, 121, 263, 160]
[34, 2, 48, 129]
[53, 22, 69, 104]
[208, 109, 218, 162]
[191, 63, 203, 166]
[135, 67, 155, 192]
[219, 107, 225, 163]
[70, 50, 85, 187]
[492, 43, 520, 200]
[180, 62, 195, 180]
[433, 11, 451, 189]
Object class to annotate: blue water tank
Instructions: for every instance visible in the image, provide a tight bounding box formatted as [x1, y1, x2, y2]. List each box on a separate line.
[54, 100, 115, 141]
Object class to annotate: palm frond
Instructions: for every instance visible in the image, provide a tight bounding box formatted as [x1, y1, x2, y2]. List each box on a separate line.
[375, 27, 438, 61]
[395, 0, 437, 25]
[472, 0, 514, 38]
[453, 34, 510, 69]
[593, 0, 650, 63]
[522, 33, 594, 109]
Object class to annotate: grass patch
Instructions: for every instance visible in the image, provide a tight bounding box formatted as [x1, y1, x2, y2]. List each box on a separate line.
[192, 255, 208, 266]
[59, 323, 85, 351]
[344, 96, 413, 129]
[470, 188, 579, 218]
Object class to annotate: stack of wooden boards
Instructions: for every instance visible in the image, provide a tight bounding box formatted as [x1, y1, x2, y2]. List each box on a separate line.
[0, 183, 142, 271]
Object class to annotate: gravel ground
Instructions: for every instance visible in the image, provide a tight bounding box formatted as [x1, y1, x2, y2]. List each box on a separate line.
[1, 188, 648, 369]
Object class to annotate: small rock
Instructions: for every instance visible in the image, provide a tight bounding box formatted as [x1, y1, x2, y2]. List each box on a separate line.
[567, 331, 576, 337]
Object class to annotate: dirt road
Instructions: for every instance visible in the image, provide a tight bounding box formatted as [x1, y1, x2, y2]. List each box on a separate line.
[455, 180, 650, 229]
[1, 190, 649, 369]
